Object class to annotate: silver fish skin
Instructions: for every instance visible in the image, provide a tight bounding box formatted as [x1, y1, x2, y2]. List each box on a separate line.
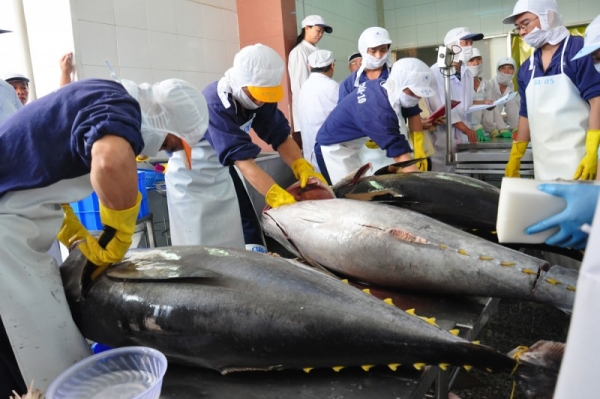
[59, 246, 517, 375]
[261, 199, 576, 312]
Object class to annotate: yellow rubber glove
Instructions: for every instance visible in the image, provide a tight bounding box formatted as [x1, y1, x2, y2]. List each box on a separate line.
[412, 131, 428, 172]
[291, 158, 328, 188]
[573, 129, 600, 180]
[79, 193, 141, 280]
[365, 139, 379, 149]
[57, 205, 89, 247]
[266, 184, 297, 208]
[505, 141, 528, 178]
[490, 129, 499, 139]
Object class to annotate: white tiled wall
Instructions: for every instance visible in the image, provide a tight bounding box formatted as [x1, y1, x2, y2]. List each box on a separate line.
[72, 0, 240, 93]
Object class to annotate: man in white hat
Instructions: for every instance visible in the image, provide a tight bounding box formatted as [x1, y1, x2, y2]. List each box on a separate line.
[288, 15, 333, 149]
[339, 27, 392, 102]
[482, 57, 521, 138]
[465, 48, 493, 142]
[298, 49, 339, 171]
[426, 27, 483, 173]
[3, 73, 30, 105]
[166, 44, 326, 252]
[315, 58, 434, 185]
[503, 0, 600, 181]
[0, 77, 207, 396]
[348, 52, 362, 73]
[0, 30, 22, 125]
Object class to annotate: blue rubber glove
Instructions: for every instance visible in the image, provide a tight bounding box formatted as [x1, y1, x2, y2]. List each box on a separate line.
[525, 184, 600, 250]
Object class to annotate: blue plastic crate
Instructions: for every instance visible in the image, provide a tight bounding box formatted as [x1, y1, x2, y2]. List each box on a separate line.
[143, 170, 165, 191]
[71, 171, 149, 230]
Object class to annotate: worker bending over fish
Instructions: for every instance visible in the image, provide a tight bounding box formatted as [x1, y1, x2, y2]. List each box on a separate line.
[0, 78, 208, 396]
[166, 44, 326, 250]
[315, 58, 435, 185]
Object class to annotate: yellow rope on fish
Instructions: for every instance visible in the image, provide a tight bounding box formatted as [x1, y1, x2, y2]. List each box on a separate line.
[509, 345, 529, 399]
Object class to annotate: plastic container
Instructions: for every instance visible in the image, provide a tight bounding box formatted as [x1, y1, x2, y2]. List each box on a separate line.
[143, 170, 165, 192]
[46, 346, 168, 399]
[71, 171, 149, 230]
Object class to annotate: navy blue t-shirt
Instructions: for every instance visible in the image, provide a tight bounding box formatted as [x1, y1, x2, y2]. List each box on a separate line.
[202, 81, 291, 166]
[338, 67, 390, 103]
[0, 79, 144, 198]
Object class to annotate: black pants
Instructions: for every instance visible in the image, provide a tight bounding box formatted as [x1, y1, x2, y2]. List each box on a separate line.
[0, 315, 26, 398]
[229, 166, 264, 246]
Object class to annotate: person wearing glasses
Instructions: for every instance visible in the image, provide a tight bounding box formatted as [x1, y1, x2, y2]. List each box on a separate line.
[503, 0, 600, 181]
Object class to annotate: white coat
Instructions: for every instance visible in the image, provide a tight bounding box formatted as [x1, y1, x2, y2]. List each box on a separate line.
[0, 79, 22, 125]
[469, 77, 491, 129]
[288, 41, 318, 132]
[482, 77, 520, 132]
[298, 72, 339, 171]
[426, 63, 474, 173]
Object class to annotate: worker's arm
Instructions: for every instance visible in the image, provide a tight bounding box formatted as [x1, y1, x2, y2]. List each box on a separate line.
[454, 121, 477, 144]
[275, 135, 303, 167]
[514, 116, 531, 142]
[589, 97, 600, 131]
[59, 52, 73, 87]
[407, 114, 424, 133]
[234, 158, 277, 197]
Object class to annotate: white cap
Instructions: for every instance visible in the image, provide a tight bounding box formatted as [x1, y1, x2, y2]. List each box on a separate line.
[444, 27, 484, 47]
[389, 58, 435, 98]
[572, 15, 600, 61]
[301, 15, 332, 34]
[502, 0, 563, 29]
[496, 56, 517, 70]
[230, 44, 284, 103]
[469, 47, 483, 61]
[122, 79, 208, 169]
[358, 27, 392, 55]
[308, 50, 334, 68]
[3, 72, 29, 84]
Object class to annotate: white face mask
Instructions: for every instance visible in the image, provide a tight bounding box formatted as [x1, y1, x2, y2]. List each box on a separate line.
[234, 89, 262, 110]
[467, 64, 482, 77]
[460, 46, 472, 63]
[522, 27, 550, 49]
[362, 52, 389, 70]
[496, 72, 514, 85]
[398, 91, 420, 108]
[595, 63, 600, 74]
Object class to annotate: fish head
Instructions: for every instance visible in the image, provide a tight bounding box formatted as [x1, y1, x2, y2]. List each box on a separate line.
[263, 178, 335, 212]
[59, 247, 97, 304]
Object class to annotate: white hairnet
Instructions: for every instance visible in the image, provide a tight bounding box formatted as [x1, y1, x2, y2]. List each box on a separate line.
[358, 27, 392, 56]
[572, 14, 600, 60]
[502, 0, 563, 30]
[122, 79, 208, 168]
[496, 56, 517, 70]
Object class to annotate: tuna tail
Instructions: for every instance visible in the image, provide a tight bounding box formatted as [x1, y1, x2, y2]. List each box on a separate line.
[510, 341, 565, 399]
[373, 158, 426, 176]
[332, 163, 373, 189]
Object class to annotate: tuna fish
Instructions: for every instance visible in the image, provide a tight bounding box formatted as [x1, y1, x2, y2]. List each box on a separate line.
[261, 199, 577, 312]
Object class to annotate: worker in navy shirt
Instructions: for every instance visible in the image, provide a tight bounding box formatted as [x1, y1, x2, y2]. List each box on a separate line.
[0, 78, 207, 396]
[338, 27, 392, 102]
[316, 58, 436, 185]
[166, 44, 326, 252]
[504, 0, 600, 181]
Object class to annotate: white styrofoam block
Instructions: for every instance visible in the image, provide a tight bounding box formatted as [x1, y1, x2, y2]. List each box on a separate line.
[497, 178, 568, 244]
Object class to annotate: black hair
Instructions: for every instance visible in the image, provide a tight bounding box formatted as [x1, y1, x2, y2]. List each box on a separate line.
[311, 64, 332, 73]
[292, 27, 307, 49]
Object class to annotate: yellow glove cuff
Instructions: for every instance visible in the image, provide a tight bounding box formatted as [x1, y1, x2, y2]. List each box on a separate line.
[99, 192, 142, 236]
[266, 184, 296, 208]
[586, 129, 600, 148]
[510, 141, 528, 158]
[365, 139, 380, 149]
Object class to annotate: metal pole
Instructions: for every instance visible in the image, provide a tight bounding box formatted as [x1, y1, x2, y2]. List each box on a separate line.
[443, 67, 453, 166]
[11, 0, 35, 101]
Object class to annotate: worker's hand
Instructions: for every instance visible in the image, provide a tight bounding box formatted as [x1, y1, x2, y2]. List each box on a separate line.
[266, 184, 297, 208]
[505, 141, 528, 178]
[498, 129, 513, 138]
[489, 129, 499, 139]
[291, 158, 328, 188]
[59, 52, 73, 75]
[573, 129, 600, 180]
[465, 128, 478, 144]
[57, 205, 89, 247]
[525, 183, 600, 250]
[412, 131, 428, 171]
[474, 126, 490, 142]
[79, 193, 141, 279]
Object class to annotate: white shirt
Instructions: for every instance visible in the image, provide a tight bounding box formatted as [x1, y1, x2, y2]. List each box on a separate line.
[469, 77, 491, 129]
[0, 79, 22, 125]
[288, 40, 318, 132]
[298, 72, 339, 171]
[482, 76, 520, 132]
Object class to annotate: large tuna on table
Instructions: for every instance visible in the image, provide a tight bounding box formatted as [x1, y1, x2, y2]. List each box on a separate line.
[262, 199, 577, 313]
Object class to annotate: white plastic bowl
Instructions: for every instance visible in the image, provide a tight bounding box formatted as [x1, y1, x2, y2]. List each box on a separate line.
[46, 346, 168, 399]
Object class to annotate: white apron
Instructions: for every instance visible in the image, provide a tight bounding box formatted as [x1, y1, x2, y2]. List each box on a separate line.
[470, 78, 486, 128]
[554, 198, 600, 398]
[526, 35, 589, 180]
[166, 139, 245, 248]
[321, 137, 392, 185]
[0, 175, 93, 391]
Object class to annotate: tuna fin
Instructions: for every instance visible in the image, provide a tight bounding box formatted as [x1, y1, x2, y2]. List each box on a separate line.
[419, 316, 438, 327]
[413, 363, 426, 370]
[472, 340, 480, 345]
[332, 163, 372, 190]
[332, 366, 344, 372]
[463, 365, 473, 371]
[510, 341, 565, 399]
[405, 308, 416, 315]
[303, 367, 313, 373]
[373, 158, 424, 176]
[106, 261, 220, 281]
[361, 364, 375, 371]
[439, 363, 449, 371]
[341, 279, 349, 284]
[383, 298, 394, 306]
[449, 329, 460, 336]
[362, 288, 371, 294]
[388, 363, 401, 371]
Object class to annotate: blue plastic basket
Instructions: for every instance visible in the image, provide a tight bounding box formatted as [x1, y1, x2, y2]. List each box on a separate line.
[144, 170, 165, 191]
[71, 171, 150, 230]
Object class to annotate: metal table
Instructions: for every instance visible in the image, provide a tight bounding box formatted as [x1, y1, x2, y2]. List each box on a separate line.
[159, 289, 499, 399]
[454, 138, 534, 181]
